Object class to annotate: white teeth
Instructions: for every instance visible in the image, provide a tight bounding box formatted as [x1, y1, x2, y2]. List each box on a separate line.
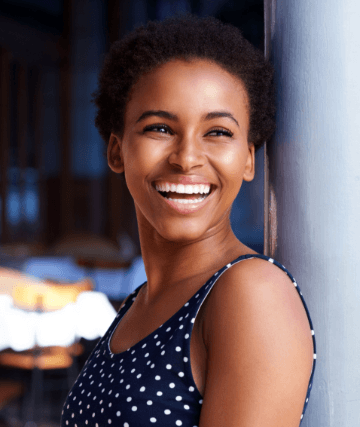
[167, 196, 207, 204]
[184, 185, 193, 194]
[177, 184, 185, 193]
[155, 183, 211, 194]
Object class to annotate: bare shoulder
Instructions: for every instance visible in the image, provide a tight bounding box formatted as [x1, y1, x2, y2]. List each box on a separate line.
[199, 257, 314, 427]
[202, 257, 312, 342]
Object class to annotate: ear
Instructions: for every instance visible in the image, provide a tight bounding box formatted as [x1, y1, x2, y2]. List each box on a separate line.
[108, 133, 124, 173]
[243, 143, 255, 182]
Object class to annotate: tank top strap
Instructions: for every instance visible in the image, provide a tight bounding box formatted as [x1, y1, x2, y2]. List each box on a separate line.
[182, 253, 316, 423]
[189, 253, 316, 358]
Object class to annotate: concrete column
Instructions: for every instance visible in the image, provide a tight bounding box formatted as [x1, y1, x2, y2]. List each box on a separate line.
[265, 0, 360, 425]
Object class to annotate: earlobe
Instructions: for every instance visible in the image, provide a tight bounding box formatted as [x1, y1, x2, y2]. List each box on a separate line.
[243, 143, 255, 182]
[108, 133, 124, 173]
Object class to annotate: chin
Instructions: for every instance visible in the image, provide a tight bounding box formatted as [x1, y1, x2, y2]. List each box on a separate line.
[153, 219, 213, 244]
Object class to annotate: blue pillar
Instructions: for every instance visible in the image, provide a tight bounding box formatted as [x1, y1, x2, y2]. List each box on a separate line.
[266, 0, 360, 425]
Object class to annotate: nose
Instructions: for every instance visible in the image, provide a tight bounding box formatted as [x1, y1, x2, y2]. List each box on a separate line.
[167, 134, 206, 171]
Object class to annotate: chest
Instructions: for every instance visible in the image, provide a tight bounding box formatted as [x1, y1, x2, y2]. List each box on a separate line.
[110, 291, 208, 396]
[61, 292, 209, 427]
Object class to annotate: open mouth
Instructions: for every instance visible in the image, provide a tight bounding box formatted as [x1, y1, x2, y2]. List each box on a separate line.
[154, 183, 213, 204]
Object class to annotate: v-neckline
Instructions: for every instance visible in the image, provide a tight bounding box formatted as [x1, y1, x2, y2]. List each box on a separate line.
[106, 253, 263, 357]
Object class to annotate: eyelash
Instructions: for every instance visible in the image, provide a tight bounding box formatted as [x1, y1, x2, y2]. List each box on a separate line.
[207, 127, 234, 138]
[143, 124, 174, 135]
[143, 124, 234, 138]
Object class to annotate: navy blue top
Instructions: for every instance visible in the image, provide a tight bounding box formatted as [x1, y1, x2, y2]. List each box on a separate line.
[61, 254, 316, 427]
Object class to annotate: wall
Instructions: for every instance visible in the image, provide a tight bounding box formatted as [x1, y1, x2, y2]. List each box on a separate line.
[267, 0, 360, 425]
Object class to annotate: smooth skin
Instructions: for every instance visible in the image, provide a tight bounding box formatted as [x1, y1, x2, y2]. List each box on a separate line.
[108, 59, 314, 426]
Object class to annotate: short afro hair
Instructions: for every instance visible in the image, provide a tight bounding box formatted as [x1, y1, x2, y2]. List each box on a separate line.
[93, 14, 275, 151]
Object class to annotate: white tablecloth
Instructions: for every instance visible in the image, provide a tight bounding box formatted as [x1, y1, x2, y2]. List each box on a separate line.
[0, 291, 117, 352]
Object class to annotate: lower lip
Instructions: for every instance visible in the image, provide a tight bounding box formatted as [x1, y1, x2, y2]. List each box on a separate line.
[157, 192, 214, 214]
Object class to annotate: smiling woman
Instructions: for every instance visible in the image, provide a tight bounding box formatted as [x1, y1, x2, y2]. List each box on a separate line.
[107, 58, 254, 242]
[61, 15, 316, 427]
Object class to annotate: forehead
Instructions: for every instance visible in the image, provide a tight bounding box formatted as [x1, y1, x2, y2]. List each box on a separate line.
[125, 59, 249, 125]
[133, 58, 246, 93]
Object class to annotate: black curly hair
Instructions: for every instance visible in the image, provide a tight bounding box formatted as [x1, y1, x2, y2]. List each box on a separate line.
[93, 14, 275, 151]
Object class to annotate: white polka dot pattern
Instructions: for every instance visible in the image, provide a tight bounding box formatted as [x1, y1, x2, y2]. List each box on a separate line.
[61, 254, 316, 426]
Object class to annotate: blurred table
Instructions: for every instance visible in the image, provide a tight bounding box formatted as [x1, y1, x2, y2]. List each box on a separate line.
[0, 266, 118, 352]
[0, 290, 117, 352]
[0, 254, 148, 352]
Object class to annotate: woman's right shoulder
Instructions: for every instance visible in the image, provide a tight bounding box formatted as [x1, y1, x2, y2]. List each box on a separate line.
[197, 256, 314, 426]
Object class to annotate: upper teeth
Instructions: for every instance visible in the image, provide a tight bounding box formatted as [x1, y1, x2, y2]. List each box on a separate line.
[155, 183, 211, 194]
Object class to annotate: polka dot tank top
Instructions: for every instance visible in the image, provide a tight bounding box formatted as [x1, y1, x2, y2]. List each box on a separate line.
[61, 254, 316, 427]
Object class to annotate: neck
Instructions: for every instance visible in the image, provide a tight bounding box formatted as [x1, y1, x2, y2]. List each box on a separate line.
[136, 211, 254, 302]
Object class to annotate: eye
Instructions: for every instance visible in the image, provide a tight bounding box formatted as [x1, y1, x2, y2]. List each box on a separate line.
[206, 127, 234, 138]
[143, 124, 174, 135]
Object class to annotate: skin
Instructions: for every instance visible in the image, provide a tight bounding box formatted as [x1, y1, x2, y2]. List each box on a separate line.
[107, 59, 314, 426]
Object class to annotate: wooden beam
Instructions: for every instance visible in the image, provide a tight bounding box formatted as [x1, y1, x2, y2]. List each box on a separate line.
[0, 48, 11, 243]
[263, 0, 276, 256]
[107, 0, 122, 243]
[59, 0, 73, 236]
[264, 0, 278, 258]
[33, 67, 46, 243]
[105, 1, 141, 251]
[108, 0, 121, 44]
[17, 63, 28, 233]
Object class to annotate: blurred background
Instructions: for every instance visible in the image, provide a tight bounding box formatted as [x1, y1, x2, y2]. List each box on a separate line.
[0, 0, 264, 425]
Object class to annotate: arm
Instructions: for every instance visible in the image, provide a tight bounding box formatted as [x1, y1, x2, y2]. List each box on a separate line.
[199, 258, 313, 427]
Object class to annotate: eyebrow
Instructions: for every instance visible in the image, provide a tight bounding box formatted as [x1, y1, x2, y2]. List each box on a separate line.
[135, 109, 239, 128]
[136, 110, 178, 123]
[203, 111, 239, 128]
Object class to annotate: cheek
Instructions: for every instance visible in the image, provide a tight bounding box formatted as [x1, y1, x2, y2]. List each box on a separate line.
[122, 139, 165, 190]
[214, 148, 245, 185]
[210, 147, 247, 209]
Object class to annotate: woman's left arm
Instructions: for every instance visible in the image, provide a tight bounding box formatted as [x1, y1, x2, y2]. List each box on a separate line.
[199, 258, 314, 427]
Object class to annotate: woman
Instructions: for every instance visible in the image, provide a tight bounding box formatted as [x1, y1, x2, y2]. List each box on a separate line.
[62, 15, 316, 427]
